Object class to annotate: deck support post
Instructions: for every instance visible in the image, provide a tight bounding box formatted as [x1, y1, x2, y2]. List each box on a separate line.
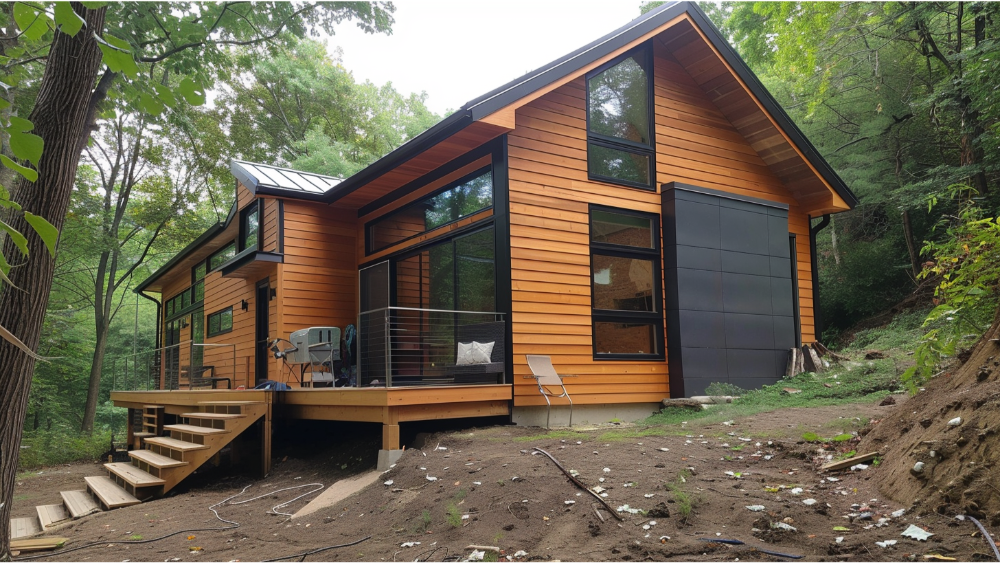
[382, 424, 400, 451]
[261, 393, 273, 477]
[378, 407, 403, 471]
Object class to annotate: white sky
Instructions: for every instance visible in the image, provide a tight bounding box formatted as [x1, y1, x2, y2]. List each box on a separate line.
[327, 1, 647, 116]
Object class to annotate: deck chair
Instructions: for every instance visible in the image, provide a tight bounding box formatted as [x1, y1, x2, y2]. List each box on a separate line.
[525, 355, 574, 428]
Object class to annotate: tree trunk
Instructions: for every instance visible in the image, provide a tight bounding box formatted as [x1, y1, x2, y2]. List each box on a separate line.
[0, 4, 107, 559]
[902, 209, 920, 279]
[81, 325, 109, 434]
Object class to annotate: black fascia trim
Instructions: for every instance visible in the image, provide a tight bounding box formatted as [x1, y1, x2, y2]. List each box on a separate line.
[323, 111, 475, 205]
[230, 161, 259, 194]
[584, 43, 656, 192]
[789, 233, 802, 348]
[134, 221, 225, 293]
[809, 214, 831, 342]
[682, 4, 857, 208]
[364, 165, 495, 255]
[219, 248, 284, 277]
[662, 181, 790, 211]
[490, 136, 515, 389]
[359, 139, 500, 218]
[464, 2, 684, 119]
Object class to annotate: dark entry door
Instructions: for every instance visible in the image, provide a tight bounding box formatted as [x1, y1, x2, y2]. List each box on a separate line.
[255, 279, 270, 385]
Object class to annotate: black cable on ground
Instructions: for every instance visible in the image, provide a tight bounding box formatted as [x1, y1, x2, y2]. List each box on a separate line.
[959, 515, 1000, 562]
[261, 535, 371, 562]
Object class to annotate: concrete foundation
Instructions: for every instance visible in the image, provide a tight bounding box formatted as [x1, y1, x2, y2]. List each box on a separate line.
[512, 403, 661, 428]
[377, 449, 404, 471]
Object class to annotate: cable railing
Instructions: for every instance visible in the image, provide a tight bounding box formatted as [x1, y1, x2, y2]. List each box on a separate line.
[358, 307, 505, 387]
[109, 341, 241, 391]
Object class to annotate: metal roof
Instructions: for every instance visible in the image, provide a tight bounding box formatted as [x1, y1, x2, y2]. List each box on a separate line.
[230, 160, 343, 196]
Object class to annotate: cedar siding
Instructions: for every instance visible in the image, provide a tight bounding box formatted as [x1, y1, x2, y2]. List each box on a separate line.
[506, 46, 816, 406]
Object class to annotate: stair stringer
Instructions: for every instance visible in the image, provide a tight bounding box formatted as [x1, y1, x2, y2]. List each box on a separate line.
[144, 403, 266, 495]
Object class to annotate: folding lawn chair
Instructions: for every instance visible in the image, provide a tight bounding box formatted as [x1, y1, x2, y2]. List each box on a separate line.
[525, 355, 574, 428]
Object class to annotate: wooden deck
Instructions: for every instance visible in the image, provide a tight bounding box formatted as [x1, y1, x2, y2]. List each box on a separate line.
[111, 384, 512, 452]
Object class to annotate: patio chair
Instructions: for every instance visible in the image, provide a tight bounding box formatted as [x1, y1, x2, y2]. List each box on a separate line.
[525, 355, 574, 428]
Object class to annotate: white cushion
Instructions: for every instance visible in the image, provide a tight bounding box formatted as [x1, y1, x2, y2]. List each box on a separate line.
[471, 341, 495, 364]
[456, 342, 476, 365]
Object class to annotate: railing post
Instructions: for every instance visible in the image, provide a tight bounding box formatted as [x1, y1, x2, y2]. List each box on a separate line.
[384, 309, 392, 388]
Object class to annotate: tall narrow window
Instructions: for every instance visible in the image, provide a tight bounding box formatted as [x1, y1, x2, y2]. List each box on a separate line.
[586, 46, 654, 190]
[192, 262, 206, 303]
[241, 202, 260, 251]
[589, 206, 663, 358]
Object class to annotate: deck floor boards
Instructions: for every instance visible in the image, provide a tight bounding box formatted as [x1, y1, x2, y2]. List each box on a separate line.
[10, 517, 40, 539]
[60, 490, 100, 518]
[85, 476, 141, 509]
[35, 504, 69, 529]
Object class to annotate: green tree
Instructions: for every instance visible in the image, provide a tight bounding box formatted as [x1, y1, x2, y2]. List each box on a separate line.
[0, 3, 394, 557]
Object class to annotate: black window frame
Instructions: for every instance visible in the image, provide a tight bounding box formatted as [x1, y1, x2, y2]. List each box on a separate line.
[209, 242, 236, 272]
[589, 204, 664, 360]
[585, 43, 656, 191]
[207, 306, 234, 337]
[240, 201, 261, 252]
[366, 166, 494, 254]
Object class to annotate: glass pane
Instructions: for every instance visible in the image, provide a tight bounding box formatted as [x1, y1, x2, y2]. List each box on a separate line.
[166, 300, 174, 316]
[588, 143, 650, 186]
[588, 52, 650, 145]
[456, 228, 495, 313]
[428, 242, 454, 311]
[591, 209, 654, 248]
[193, 281, 204, 303]
[592, 255, 656, 312]
[594, 321, 657, 355]
[194, 262, 207, 281]
[369, 170, 493, 252]
[221, 308, 233, 331]
[209, 314, 220, 336]
[191, 310, 204, 365]
[181, 290, 190, 309]
[244, 207, 259, 250]
[210, 243, 235, 270]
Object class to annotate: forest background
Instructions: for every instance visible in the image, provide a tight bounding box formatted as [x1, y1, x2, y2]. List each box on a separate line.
[5, 0, 1000, 469]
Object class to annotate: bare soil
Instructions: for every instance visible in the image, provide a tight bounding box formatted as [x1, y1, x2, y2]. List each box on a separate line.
[13, 399, 993, 562]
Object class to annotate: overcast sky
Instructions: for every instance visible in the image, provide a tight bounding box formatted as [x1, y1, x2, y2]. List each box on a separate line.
[326, 1, 647, 116]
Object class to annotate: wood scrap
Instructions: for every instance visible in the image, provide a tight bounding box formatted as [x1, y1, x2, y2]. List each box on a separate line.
[466, 545, 500, 553]
[820, 452, 880, 472]
[814, 342, 848, 362]
[11, 537, 68, 552]
[786, 349, 800, 377]
[532, 447, 624, 521]
[593, 504, 606, 522]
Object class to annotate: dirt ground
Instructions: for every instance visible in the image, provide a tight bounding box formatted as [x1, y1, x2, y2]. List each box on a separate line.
[12, 398, 995, 562]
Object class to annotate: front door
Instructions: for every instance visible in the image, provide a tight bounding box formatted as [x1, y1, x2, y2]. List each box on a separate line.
[255, 279, 270, 385]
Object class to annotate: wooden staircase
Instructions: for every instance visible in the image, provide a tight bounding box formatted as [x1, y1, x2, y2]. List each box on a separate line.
[10, 401, 265, 540]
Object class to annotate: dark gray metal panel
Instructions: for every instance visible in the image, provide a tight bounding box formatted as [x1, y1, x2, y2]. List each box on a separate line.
[724, 313, 774, 349]
[772, 315, 796, 349]
[722, 273, 772, 315]
[673, 188, 721, 206]
[719, 196, 768, 214]
[663, 268, 680, 312]
[722, 250, 770, 276]
[769, 256, 792, 278]
[675, 201, 721, 249]
[681, 377, 716, 397]
[770, 277, 795, 316]
[720, 206, 768, 255]
[768, 215, 791, 258]
[676, 268, 724, 312]
[680, 347, 727, 380]
[727, 349, 777, 380]
[677, 310, 727, 348]
[677, 245, 721, 272]
[774, 350, 791, 377]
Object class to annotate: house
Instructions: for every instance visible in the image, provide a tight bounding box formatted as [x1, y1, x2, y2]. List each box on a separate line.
[106, 0, 855, 504]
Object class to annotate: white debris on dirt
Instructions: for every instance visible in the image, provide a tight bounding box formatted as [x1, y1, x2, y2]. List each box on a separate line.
[875, 539, 897, 548]
[891, 509, 906, 518]
[617, 504, 642, 514]
[850, 464, 869, 471]
[947, 417, 962, 426]
[901, 524, 933, 541]
[745, 505, 766, 512]
[400, 541, 421, 548]
[426, 475, 438, 482]
[802, 499, 817, 506]
[771, 522, 797, 532]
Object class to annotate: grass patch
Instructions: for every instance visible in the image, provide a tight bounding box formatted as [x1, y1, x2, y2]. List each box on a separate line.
[18, 429, 111, 469]
[511, 430, 590, 443]
[16, 470, 39, 481]
[445, 503, 463, 528]
[597, 426, 675, 441]
[667, 469, 695, 520]
[644, 355, 901, 429]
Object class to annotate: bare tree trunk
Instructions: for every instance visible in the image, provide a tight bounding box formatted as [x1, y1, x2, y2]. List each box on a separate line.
[902, 209, 920, 279]
[830, 215, 841, 266]
[81, 317, 110, 434]
[0, 4, 107, 559]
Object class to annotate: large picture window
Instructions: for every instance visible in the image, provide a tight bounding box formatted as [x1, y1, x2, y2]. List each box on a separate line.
[589, 206, 663, 359]
[241, 202, 260, 251]
[586, 45, 654, 190]
[368, 168, 493, 253]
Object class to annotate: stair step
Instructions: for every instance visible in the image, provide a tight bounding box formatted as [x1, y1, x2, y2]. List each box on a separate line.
[134, 431, 155, 438]
[105, 462, 165, 487]
[85, 476, 141, 509]
[35, 504, 69, 529]
[10, 516, 40, 539]
[164, 423, 229, 436]
[143, 405, 165, 409]
[129, 449, 188, 468]
[60, 490, 100, 518]
[144, 436, 210, 452]
[181, 412, 245, 420]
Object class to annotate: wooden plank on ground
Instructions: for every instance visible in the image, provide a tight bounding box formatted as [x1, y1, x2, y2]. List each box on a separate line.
[820, 452, 881, 472]
[10, 516, 40, 539]
[84, 475, 141, 509]
[60, 490, 100, 518]
[11, 537, 68, 552]
[36, 504, 69, 529]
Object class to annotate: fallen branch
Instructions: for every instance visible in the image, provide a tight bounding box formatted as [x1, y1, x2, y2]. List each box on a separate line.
[532, 447, 624, 521]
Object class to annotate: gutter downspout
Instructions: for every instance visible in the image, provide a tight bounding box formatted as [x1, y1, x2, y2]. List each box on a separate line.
[809, 215, 831, 343]
[137, 290, 162, 350]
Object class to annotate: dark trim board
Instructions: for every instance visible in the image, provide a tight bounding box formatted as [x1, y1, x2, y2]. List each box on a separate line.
[219, 250, 283, 278]
[492, 136, 514, 390]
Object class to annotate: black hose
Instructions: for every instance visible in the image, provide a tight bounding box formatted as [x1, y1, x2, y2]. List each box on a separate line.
[261, 535, 371, 562]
